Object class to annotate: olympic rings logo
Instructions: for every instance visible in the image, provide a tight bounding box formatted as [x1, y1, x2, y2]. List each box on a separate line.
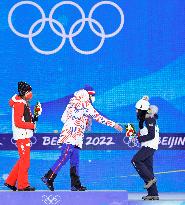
[123, 136, 140, 148]
[8, 1, 124, 55]
[11, 136, 37, 147]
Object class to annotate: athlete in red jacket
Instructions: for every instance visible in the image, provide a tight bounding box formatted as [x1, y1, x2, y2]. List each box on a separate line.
[4, 82, 36, 191]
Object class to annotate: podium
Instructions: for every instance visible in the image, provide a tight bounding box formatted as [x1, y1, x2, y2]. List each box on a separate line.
[0, 190, 128, 205]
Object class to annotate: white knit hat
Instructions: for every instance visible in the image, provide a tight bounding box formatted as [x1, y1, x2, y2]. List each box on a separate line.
[135, 99, 150, 110]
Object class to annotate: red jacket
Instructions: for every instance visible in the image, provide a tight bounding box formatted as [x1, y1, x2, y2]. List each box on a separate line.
[10, 94, 34, 140]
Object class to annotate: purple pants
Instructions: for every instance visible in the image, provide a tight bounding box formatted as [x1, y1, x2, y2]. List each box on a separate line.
[51, 143, 80, 175]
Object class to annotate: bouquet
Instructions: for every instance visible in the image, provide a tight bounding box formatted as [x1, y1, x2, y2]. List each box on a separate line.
[124, 123, 140, 148]
[34, 101, 42, 121]
[125, 123, 136, 138]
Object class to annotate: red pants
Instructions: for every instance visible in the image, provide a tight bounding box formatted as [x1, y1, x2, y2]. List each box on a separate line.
[6, 138, 30, 189]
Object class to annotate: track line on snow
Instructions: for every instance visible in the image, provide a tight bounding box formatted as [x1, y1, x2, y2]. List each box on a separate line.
[118, 169, 185, 178]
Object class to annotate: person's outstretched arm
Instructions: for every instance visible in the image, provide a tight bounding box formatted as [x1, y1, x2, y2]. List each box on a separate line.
[83, 101, 123, 132]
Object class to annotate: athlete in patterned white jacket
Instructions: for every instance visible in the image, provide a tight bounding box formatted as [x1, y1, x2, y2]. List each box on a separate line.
[42, 85, 123, 191]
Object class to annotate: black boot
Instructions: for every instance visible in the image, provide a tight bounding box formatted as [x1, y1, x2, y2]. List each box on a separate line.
[4, 183, 17, 191]
[18, 186, 35, 191]
[143, 195, 159, 200]
[70, 166, 87, 191]
[41, 169, 57, 191]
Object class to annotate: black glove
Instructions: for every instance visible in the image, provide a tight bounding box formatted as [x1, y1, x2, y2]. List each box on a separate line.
[32, 116, 38, 122]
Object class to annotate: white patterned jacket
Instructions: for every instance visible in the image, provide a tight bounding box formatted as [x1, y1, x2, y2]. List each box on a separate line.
[58, 89, 115, 148]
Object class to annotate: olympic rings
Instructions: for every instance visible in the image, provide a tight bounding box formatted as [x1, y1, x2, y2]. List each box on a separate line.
[8, 1, 124, 55]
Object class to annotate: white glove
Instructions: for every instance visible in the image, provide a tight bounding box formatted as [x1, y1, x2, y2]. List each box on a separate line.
[140, 126, 148, 136]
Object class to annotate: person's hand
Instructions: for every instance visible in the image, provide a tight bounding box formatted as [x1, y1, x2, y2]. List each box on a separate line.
[32, 123, 36, 132]
[114, 123, 123, 132]
[140, 127, 148, 136]
[32, 116, 38, 122]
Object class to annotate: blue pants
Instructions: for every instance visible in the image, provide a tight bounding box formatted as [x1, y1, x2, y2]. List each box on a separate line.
[51, 144, 80, 176]
[131, 146, 158, 196]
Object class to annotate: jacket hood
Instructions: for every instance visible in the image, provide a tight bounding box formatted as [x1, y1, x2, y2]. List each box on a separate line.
[74, 89, 90, 102]
[9, 94, 26, 107]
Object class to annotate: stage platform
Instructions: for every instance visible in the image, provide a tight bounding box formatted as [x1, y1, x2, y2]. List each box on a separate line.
[129, 192, 185, 200]
[128, 193, 185, 205]
[0, 190, 128, 205]
[0, 191, 185, 205]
